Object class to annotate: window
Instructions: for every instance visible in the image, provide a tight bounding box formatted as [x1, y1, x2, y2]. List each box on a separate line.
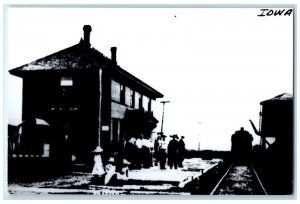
[143, 96, 149, 111]
[59, 77, 75, 101]
[130, 89, 135, 108]
[60, 77, 73, 86]
[125, 87, 131, 106]
[120, 85, 125, 104]
[135, 92, 140, 109]
[112, 82, 130, 106]
[111, 80, 121, 102]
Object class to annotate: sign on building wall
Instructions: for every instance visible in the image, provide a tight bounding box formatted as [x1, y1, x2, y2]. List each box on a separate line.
[102, 126, 109, 131]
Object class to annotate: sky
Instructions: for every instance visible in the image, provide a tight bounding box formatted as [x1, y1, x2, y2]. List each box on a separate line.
[5, 6, 294, 151]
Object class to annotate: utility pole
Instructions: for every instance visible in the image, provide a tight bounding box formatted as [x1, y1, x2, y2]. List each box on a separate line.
[160, 101, 170, 135]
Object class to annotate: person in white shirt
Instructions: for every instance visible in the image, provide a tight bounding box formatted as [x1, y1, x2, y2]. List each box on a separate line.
[135, 134, 143, 169]
[158, 135, 168, 169]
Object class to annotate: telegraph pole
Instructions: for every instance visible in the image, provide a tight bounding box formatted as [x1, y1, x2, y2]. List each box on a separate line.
[160, 101, 170, 135]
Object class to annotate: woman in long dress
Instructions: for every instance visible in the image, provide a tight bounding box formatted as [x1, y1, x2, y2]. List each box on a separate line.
[92, 146, 105, 176]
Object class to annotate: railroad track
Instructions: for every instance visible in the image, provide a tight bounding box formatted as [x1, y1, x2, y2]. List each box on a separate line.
[210, 163, 267, 195]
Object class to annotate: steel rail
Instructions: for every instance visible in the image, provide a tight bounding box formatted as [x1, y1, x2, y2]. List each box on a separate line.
[209, 164, 233, 195]
[210, 163, 268, 195]
[251, 164, 268, 195]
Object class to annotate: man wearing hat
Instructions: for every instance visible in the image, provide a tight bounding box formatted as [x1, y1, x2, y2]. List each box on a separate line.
[117, 159, 131, 181]
[178, 136, 186, 168]
[168, 134, 180, 169]
[104, 157, 117, 185]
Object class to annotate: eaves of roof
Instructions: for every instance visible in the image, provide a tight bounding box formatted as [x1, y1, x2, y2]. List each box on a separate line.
[9, 39, 163, 99]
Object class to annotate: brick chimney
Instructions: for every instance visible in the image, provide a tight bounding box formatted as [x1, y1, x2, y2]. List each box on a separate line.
[83, 25, 92, 47]
[111, 47, 117, 65]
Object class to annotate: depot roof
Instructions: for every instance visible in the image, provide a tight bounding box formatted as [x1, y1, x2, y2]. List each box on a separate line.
[9, 25, 163, 99]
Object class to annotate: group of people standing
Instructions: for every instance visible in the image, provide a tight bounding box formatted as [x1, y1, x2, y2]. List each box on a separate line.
[120, 133, 153, 170]
[120, 133, 186, 171]
[91, 133, 186, 185]
[154, 134, 186, 170]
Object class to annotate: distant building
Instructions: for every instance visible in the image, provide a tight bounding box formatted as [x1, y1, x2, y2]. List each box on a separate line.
[9, 25, 163, 166]
[250, 93, 294, 195]
[259, 93, 293, 151]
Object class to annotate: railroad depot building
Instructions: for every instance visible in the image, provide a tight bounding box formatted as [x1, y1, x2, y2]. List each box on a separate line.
[9, 25, 163, 167]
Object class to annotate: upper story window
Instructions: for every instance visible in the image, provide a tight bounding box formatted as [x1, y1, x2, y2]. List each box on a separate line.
[111, 80, 152, 110]
[111, 80, 121, 102]
[135, 92, 141, 109]
[143, 96, 149, 112]
[111, 80, 130, 106]
[120, 85, 125, 104]
[60, 77, 73, 86]
[125, 87, 131, 107]
[130, 89, 135, 108]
